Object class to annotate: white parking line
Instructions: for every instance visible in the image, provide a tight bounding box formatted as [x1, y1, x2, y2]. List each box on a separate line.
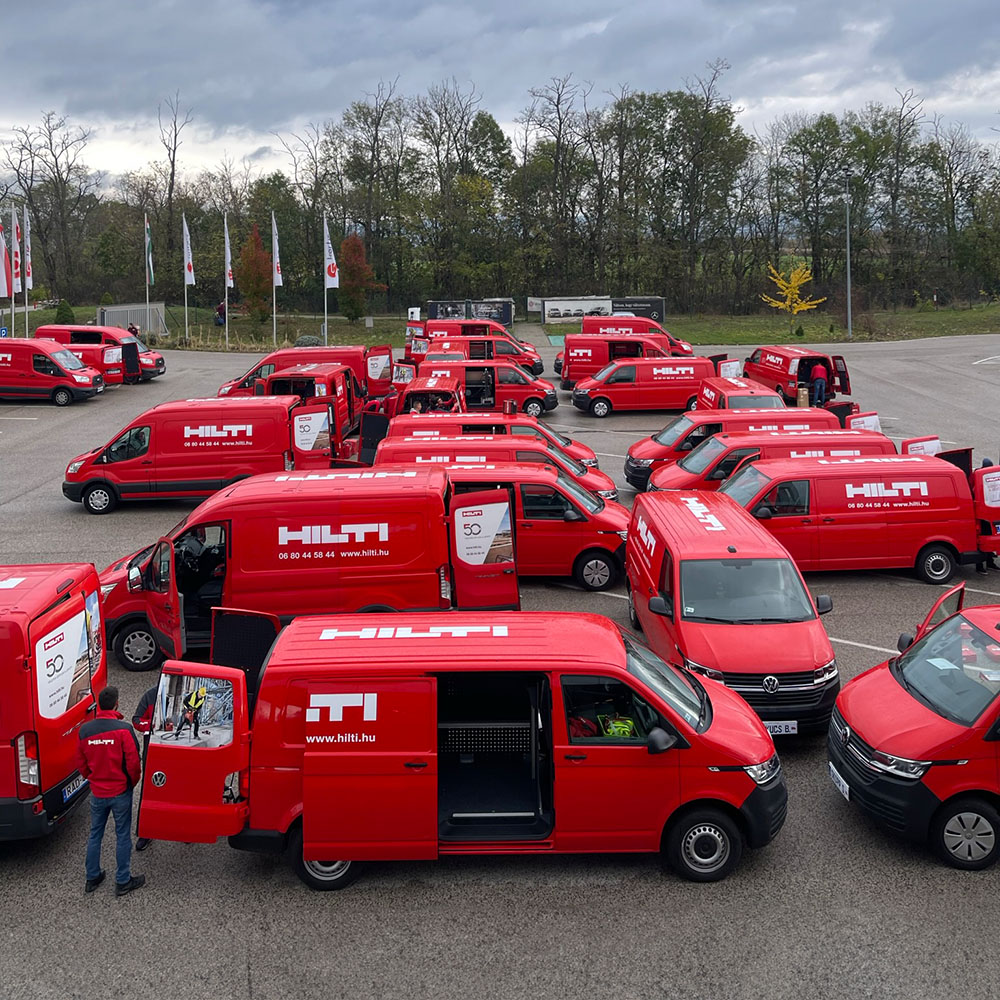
[0, 416, 39, 420]
[595, 452, 626, 459]
[972, 356, 1000, 365]
[829, 637, 897, 655]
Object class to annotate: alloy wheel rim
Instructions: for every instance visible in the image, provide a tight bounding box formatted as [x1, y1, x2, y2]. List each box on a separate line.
[583, 559, 611, 588]
[124, 631, 156, 665]
[943, 812, 995, 862]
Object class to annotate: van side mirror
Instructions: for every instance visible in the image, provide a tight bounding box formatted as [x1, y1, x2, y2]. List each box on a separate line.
[563, 508, 585, 522]
[709, 466, 729, 480]
[815, 594, 833, 615]
[679, 440, 694, 452]
[253, 379, 266, 396]
[647, 727, 676, 755]
[127, 565, 143, 593]
[754, 505, 772, 520]
[648, 595, 672, 618]
[897, 633, 914, 653]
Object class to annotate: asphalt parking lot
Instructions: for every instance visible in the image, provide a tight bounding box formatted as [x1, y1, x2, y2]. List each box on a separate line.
[1, 327, 1000, 999]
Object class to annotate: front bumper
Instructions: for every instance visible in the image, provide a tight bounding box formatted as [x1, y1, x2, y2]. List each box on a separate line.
[543, 392, 558, 411]
[140, 358, 166, 380]
[727, 675, 840, 732]
[571, 391, 591, 411]
[62, 480, 85, 502]
[530, 360, 544, 376]
[624, 458, 652, 490]
[739, 775, 788, 849]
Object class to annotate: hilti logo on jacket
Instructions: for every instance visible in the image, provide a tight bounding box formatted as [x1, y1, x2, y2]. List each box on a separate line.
[306, 693, 378, 723]
[279, 523, 389, 546]
[680, 495, 726, 531]
[845, 481, 929, 499]
[318, 624, 509, 640]
[184, 424, 253, 439]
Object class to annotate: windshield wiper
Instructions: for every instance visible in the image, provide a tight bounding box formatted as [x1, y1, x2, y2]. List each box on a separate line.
[738, 616, 810, 624]
[685, 615, 739, 624]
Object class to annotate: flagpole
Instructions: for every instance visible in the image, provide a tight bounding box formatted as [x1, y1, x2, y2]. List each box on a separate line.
[144, 214, 151, 336]
[184, 281, 189, 344]
[224, 212, 230, 351]
[272, 282, 277, 346]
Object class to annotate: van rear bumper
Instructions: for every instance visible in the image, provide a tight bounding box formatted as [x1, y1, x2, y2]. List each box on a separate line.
[0, 783, 89, 840]
[229, 826, 287, 855]
[739, 774, 788, 848]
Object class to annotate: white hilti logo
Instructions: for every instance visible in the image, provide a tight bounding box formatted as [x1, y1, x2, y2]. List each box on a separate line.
[654, 366, 694, 376]
[680, 495, 726, 531]
[598, 326, 632, 334]
[275, 471, 417, 481]
[764, 353, 784, 366]
[0, 353, 11, 363]
[415, 455, 485, 463]
[0, 576, 25, 589]
[319, 624, 509, 640]
[724, 378, 749, 388]
[702, 387, 717, 402]
[88, 739, 116, 746]
[569, 348, 592, 358]
[306, 693, 377, 723]
[430, 369, 450, 377]
[635, 514, 656, 555]
[818, 457, 922, 466]
[790, 449, 861, 458]
[278, 523, 389, 545]
[845, 481, 929, 498]
[184, 424, 252, 439]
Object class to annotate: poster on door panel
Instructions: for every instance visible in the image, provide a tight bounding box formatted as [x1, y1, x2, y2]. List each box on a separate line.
[455, 503, 514, 566]
[294, 411, 331, 452]
[717, 360, 742, 377]
[848, 412, 882, 432]
[367, 354, 392, 382]
[983, 469, 1000, 506]
[35, 607, 94, 719]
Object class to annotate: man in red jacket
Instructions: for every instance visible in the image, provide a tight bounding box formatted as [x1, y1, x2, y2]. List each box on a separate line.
[75, 686, 146, 896]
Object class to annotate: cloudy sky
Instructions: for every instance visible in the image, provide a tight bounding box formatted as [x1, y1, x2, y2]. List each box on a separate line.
[4, 0, 1000, 177]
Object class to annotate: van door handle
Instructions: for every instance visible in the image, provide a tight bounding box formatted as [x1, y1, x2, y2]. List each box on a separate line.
[404, 761, 428, 769]
[564, 753, 587, 761]
[822, 517, 835, 523]
[502, 568, 515, 575]
[141, 460, 153, 465]
[800, 518, 813, 524]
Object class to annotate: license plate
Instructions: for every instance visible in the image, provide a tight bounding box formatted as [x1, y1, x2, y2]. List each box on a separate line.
[764, 720, 798, 735]
[829, 762, 849, 801]
[62, 774, 87, 802]
[96, 385, 105, 393]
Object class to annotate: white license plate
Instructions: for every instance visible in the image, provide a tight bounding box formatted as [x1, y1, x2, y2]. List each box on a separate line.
[96, 385, 105, 393]
[829, 762, 850, 801]
[764, 720, 798, 736]
[62, 774, 87, 802]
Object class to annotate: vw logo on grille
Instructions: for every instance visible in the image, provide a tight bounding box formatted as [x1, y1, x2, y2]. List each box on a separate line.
[762, 675, 780, 695]
[151, 771, 166, 787]
[839, 723, 850, 746]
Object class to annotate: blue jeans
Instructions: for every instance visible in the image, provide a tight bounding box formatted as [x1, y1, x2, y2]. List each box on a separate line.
[86, 789, 133, 884]
[812, 378, 827, 406]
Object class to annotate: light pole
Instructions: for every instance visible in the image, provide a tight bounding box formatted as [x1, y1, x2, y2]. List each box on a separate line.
[844, 171, 853, 341]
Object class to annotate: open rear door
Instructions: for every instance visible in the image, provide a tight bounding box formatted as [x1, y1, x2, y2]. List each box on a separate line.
[358, 411, 390, 465]
[938, 447, 974, 478]
[365, 345, 394, 396]
[392, 363, 416, 390]
[847, 411, 881, 431]
[901, 436, 941, 455]
[449, 489, 520, 610]
[291, 401, 336, 468]
[137, 662, 250, 842]
[916, 583, 965, 639]
[122, 341, 141, 382]
[146, 538, 184, 659]
[832, 356, 850, 394]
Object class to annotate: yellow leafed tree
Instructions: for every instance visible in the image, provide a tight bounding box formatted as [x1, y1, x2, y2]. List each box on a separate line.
[761, 262, 826, 335]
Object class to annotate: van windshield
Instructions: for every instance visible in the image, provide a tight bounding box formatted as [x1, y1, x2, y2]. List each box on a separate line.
[547, 441, 586, 476]
[624, 635, 703, 730]
[680, 558, 815, 624]
[718, 465, 771, 508]
[894, 615, 1000, 726]
[554, 469, 603, 513]
[679, 435, 727, 474]
[653, 415, 694, 446]
[120, 333, 151, 353]
[593, 362, 616, 382]
[730, 396, 784, 410]
[52, 348, 86, 371]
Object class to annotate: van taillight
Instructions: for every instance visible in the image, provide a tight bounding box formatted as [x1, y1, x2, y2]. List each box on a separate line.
[15, 732, 40, 799]
[439, 565, 451, 606]
[284, 450, 294, 471]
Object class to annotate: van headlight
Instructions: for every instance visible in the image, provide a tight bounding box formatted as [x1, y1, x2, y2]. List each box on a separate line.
[67, 460, 84, 474]
[581, 458, 598, 467]
[684, 657, 724, 682]
[597, 489, 618, 499]
[744, 754, 781, 785]
[631, 458, 653, 467]
[219, 385, 231, 395]
[72, 375, 91, 384]
[813, 659, 838, 685]
[869, 751, 930, 781]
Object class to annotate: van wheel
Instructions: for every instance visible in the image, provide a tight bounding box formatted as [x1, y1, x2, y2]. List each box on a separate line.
[114, 622, 164, 672]
[685, 396, 698, 411]
[590, 398, 611, 418]
[574, 550, 618, 591]
[287, 827, 363, 891]
[664, 807, 743, 882]
[523, 398, 544, 418]
[931, 797, 1000, 870]
[916, 545, 956, 584]
[627, 589, 643, 631]
[83, 484, 117, 514]
[52, 387, 73, 407]
[360, 604, 396, 613]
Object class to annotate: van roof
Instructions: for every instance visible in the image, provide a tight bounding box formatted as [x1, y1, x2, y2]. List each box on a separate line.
[713, 429, 886, 444]
[701, 376, 778, 394]
[36, 325, 134, 337]
[609, 356, 709, 369]
[265, 611, 627, 673]
[387, 435, 549, 449]
[0, 564, 96, 617]
[267, 362, 350, 377]
[633, 492, 782, 559]
[147, 395, 298, 416]
[668, 408, 838, 428]
[443, 462, 561, 484]
[265, 346, 368, 360]
[747, 453, 961, 478]
[390, 413, 536, 425]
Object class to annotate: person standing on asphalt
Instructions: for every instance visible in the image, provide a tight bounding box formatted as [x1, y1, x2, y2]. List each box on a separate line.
[131, 685, 158, 853]
[810, 360, 828, 407]
[75, 686, 146, 896]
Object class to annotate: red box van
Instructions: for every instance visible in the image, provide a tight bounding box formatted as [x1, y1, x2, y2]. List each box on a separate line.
[0, 564, 107, 838]
[413, 335, 544, 376]
[560, 334, 676, 388]
[137, 610, 786, 887]
[0, 339, 104, 406]
[418, 359, 558, 417]
[695, 377, 784, 411]
[98, 468, 521, 670]
[625, 492, 837, 735]
[742, 346, 849, 404]
[571, 357, 721, 417]
[375, 435, 619, 500]
[258, 363, 363, 438]
[648, 429, 897, 493]
[829, 583, 1000, 870]
[624, 408, 843, 490]
[406, 319, 537, 361]
[718, 454, 1000, 583]
[385, 376, 466, 417]
[35, 324, 165, 382]
[387, 413, 599, 468]
[555, 326, 698, 377]
[218, 344, 394, 400]
[581, 315, 693, 354]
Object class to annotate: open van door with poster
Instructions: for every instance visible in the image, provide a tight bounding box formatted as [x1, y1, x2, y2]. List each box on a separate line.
[291, 401, 338, 468]
[448, 490, 520, 611]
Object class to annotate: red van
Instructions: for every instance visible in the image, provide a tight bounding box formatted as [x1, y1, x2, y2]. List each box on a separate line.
[35, 324, 165, 382]
[555, 326, 697, 377]
[258, 363, 363, 438]
[137, 611, 786, 887]
[695, 377, 784, 411]
[418, 359, 558, 417]
[626, 492, 836, 735]
[0, 339, 104, 406]
[581, 315, 693, 355]
[218, 344, 394, 399]
[742, 346, 849, 404]
[0, 563, 107, 838]
[624, 408, 843, 490]
[374, 435, 619, 500]
[98, 468, 520, 670]
[829, 584, 1000, 870]
[648, 429, 897, 493]
[406, 319, 537, 361]
[387, 413, 599, 468]
[718, 454, 1000, 583]
[571, 357, 722, 417]
[413, 335, 544, 376]
[560, 334, 676, 388]
[59, 343, 125, 386]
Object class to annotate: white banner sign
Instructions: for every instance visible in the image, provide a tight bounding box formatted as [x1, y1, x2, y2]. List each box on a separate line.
[35, 592, 100, 719]
[294, 411, 330, 451]
[455, 502, 513, 566]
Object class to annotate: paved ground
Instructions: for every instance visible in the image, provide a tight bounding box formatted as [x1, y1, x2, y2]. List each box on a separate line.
[1, 329, 999, 999]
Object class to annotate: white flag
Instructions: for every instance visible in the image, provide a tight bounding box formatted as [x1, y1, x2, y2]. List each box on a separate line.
[224, 214, 234, 288]
[182, 214, 195, 285]
[23, 210, 32, 291]
[0, 227, 8, 299]
[271, 211, 282, 287]
[323, 214, 339, 289]
[11, 208, 21, 294]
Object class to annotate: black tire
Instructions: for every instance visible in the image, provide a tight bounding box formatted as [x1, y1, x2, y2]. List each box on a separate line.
[287, 826, 363, 891]
[359, 604, 396, 613]
[573, 549, 618, 591]
[685, 396, 698, 411]
[930, 797, 1000, 871]
[589, 397, 611, 418]
[114, 621, 164, 672]
[916, 544, 957, 584]
[627, 588, 643, 631]
[83, 483, 117, 515]
[52, 387, 73, 407]
[664, 807, 743, 882]
[524, 398, 544, 418]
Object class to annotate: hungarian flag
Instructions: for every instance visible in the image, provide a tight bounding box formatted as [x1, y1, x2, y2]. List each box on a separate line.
[271, 211, 282, 287]
[182, 214, 195, 285]
[224, 214, 234, 288]
[145, 214, 154, 286]
[323, 214, 339, 289]
[23, 211, 32, 290]
[10, 208, 21, 294]
[0, 226, 8, 299]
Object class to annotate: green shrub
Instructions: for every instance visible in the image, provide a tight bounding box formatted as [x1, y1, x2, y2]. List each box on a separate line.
[99, 291, 113, 306]
[294, 334, 323, 347]
[794, 324, 805, 338]
[55, 299, 74, 323]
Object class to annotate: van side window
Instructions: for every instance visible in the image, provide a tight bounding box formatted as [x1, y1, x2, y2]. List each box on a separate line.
[107, 426, 151, 462]
[607, 365, 636, 384]
[760, 480, 810, 516]
[510, 426, 541, 439]
[561, 676, 658, 743]
[520, 484, 571, 520]
[517, 451, 556, 468]
[493, 340, 516, 355]
[711, 448, 759, 480]
[498, 367, 528, 385]
[69, 330, 102, 345]
[33, 353, 61, 376]
[242, 363, 274, 388]
[610, 342, 641, 359]
[749, 349, 762, 364]
[659, 552, 674, 599]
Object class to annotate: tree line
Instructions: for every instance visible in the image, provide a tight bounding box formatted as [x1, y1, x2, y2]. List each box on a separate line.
[3, 66, 999, 320]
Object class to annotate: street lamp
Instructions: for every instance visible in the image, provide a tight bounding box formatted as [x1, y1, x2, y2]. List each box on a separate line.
[844, 171, 853, 341]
